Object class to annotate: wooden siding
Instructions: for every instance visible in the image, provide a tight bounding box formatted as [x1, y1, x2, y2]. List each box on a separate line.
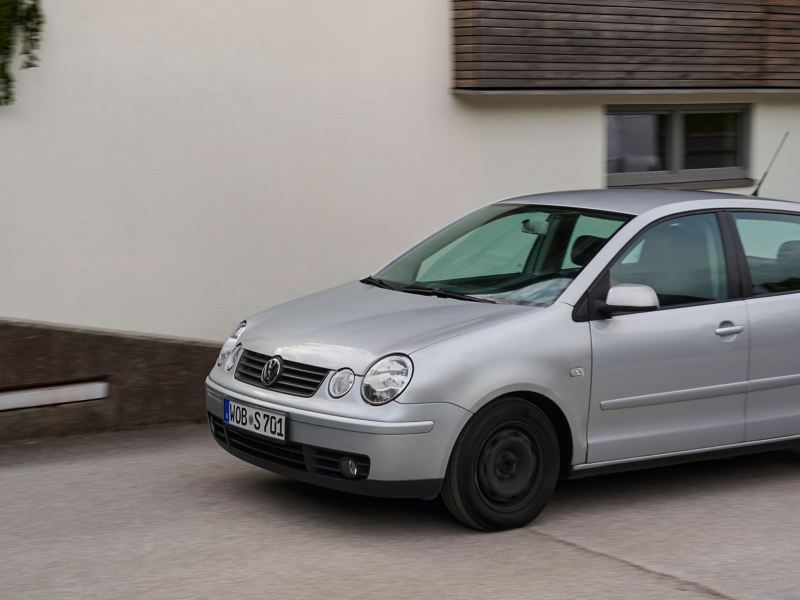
[453, 0, 800, 90]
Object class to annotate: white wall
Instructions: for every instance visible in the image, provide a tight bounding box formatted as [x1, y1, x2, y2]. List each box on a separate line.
[1, 0, 798, 341]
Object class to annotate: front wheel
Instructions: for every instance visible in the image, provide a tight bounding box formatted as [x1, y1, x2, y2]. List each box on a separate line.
[442, 398, 560, 531]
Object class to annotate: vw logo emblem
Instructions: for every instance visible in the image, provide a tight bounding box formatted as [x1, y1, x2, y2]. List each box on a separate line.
[261, 357, 282, 386]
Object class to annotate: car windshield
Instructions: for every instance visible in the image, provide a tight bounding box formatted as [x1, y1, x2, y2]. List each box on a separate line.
[371, 204, 631, 307]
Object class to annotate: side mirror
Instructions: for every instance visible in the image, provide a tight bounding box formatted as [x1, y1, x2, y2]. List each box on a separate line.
[597, 284, 660, 317]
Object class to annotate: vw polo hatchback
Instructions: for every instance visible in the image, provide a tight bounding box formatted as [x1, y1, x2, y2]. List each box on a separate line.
[207, 189, 800, 530]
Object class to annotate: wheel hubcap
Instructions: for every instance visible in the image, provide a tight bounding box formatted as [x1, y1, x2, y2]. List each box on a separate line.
[477, 425, 540, 509]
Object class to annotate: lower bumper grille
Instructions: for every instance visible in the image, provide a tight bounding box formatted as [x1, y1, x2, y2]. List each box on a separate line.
[209, 413, 370, 480]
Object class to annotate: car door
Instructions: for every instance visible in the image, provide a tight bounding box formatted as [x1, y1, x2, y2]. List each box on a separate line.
[586, 212, 750, 463]
[730, 211, 800, 441]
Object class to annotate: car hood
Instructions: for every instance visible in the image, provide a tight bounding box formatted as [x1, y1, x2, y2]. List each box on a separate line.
[240, 281, 532, 373]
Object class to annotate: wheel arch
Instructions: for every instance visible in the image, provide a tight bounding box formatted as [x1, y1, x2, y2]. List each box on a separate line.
[472, 390, 575, 478]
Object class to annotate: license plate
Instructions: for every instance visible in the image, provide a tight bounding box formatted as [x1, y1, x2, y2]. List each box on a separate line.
[223, 398, 286, 442]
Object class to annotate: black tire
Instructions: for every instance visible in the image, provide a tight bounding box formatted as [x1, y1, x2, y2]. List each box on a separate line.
[442, 397, 560, 531]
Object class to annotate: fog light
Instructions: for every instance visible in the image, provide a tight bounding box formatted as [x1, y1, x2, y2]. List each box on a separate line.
[340, 456, 359, 479]
[328, 368, 355, 398]
[224, 344, 243, 371]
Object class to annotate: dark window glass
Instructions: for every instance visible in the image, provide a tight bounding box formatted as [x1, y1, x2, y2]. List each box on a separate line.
[606, 114, 669, 174]
[610, 214, 728, 308]
[606, 106, 750, 188]
[734, 212, 800, 295]
[684, 112, 742, 169]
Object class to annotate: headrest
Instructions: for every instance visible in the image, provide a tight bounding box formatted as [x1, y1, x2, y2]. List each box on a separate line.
[571, 235, 605, 267]
[778, 240, 800, 263]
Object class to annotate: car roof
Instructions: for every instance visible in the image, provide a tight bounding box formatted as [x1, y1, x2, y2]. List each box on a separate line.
[499, 188, 798, 216]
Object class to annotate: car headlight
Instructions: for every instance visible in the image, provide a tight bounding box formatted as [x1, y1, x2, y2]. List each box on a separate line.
[361, 355, 413, 405]
[328, 368, 355, 398]
[217, 321, 247, 369]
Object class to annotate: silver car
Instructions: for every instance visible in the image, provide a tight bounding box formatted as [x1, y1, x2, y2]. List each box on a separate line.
[207, 189, 800, 530]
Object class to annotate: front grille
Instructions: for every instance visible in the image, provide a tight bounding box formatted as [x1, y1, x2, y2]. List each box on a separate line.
[234, 349, 329, 397]
[209, 414, 370, 480]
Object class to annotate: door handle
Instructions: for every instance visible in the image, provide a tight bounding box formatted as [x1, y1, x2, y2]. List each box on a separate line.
[715, 323, 745, 337]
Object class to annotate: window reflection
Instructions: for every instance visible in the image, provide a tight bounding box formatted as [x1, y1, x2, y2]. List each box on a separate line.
[607, 114, 669, 174]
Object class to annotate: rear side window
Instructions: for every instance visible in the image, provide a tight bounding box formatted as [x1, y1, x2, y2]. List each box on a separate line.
[733, 212, 800, 295]
[609, 213, 728, 308]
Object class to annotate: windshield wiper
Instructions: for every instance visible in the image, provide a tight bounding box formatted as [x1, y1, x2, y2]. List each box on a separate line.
[363, 277, 496, 303]
[397, 285, 497, 304]
[361, 276, 398, 290]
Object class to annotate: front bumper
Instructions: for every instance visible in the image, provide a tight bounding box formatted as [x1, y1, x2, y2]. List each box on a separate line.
[205, 378, 471, 499]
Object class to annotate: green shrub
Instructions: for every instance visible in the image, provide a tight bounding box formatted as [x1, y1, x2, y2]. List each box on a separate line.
[0, 0, 43, 105]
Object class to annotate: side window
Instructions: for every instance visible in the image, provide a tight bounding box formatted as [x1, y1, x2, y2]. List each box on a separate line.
[733, 212, 800, 295]
[610, 213, 728, 308]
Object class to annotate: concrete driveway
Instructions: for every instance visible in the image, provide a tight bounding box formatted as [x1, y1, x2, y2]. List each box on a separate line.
[2, 424, 799, 599]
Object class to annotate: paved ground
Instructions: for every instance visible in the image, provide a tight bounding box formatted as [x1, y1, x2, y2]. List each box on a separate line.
[2, 425, 799, 600]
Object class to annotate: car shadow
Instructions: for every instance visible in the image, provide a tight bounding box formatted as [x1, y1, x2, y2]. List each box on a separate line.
[233, 474, 469, 535]
[225, 447, 800, 532]
[540, 447, 800, 523]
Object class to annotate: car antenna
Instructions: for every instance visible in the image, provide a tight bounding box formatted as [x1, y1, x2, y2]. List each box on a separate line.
[752, 131, 790, 197]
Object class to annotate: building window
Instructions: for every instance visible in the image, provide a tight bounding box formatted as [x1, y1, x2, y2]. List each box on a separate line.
[606, 105, 751, 189]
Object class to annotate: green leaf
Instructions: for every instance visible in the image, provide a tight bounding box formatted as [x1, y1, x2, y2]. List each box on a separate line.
[0, 0, 44, 106]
